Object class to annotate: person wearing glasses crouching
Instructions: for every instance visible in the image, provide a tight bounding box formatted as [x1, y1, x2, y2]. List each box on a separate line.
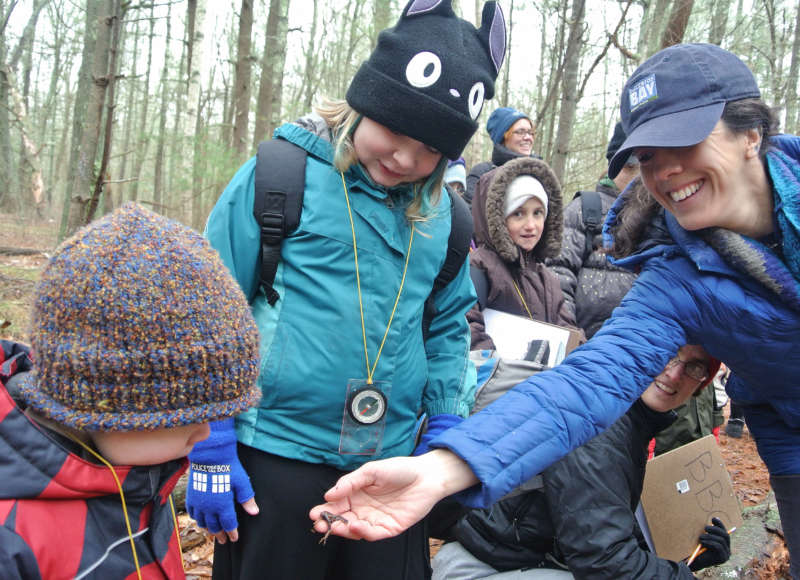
[431, 345, 730, 580]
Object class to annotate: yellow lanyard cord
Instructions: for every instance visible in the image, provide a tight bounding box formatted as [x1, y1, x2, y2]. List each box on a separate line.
[340, 172, 414, 384]
[169, 495, 183, 568]
[66, 435, 143, 580]
[512, 279, 534, 320]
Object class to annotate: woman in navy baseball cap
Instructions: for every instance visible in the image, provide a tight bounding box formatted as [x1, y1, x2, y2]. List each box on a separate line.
[311, 43, 800, 580]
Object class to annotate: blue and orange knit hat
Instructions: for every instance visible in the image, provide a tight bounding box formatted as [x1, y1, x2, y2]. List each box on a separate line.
[18, 203, 261, 431]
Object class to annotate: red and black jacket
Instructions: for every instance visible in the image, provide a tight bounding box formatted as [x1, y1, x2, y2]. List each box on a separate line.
[0, 341, 187, 579]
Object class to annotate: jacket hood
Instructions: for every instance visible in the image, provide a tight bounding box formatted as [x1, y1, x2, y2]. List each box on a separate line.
[0, 382, 186, 504]
[603, 177, 675, 271]
[473, 157, 563, 264]
[491, 140, 528, 167]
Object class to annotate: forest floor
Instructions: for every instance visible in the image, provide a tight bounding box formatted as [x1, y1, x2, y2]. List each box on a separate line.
[0, 213, 790, 578]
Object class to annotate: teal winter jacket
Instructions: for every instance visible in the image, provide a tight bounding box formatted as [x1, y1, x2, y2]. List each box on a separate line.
[204, 117, 477, 470]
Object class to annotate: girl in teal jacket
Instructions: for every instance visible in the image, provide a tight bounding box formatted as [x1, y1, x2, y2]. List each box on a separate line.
[186, 2, 507, 579]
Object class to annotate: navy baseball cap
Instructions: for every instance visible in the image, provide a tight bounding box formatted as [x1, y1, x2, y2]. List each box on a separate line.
[608, 43, 760, 179]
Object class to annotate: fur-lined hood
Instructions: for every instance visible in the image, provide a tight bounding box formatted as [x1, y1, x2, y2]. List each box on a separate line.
[473, 157, 563, 265]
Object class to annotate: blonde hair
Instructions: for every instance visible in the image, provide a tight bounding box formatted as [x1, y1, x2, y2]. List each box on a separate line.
[314, 98, 446, 222]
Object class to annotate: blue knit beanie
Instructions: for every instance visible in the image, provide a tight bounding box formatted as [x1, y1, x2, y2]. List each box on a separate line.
[19, 203, 261, 431]
[444, 157, 467, 187]
[486, 107, 529, 144]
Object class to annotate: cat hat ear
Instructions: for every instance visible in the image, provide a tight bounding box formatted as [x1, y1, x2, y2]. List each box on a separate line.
[346, 0, 507, 160]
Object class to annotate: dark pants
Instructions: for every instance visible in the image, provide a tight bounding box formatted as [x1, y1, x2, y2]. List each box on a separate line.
[771, 474, 800, 580]
[212, 444, 431, 580]
[729, 402, 745, 421]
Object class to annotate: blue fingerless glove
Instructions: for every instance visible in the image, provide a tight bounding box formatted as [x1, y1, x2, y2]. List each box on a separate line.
[413, 413, 463, 456]
[186, 418, 254, 534]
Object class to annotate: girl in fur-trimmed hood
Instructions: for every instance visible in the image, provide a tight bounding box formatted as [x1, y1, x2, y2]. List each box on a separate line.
[468, 156, 580, 350]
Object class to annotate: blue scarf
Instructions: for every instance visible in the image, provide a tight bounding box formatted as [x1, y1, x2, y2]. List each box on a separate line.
[767, 149, 800, 281]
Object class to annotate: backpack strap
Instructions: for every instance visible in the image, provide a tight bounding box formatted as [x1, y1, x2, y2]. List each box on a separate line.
[253, 139, 307, 305]
[577, 190, 603, 258]
[469, 264, 488, 310]
[422, 187, 474, 341]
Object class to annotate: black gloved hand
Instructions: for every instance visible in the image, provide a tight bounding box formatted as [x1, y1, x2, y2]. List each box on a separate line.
[688, 517, 731, 571]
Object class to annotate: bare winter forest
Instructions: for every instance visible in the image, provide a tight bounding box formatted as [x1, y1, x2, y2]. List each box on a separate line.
[1, 0, 799, 237]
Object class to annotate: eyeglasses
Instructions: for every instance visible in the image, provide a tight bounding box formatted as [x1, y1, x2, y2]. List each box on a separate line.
[665, 355, 709, 382]
[511, 129, 535, 138]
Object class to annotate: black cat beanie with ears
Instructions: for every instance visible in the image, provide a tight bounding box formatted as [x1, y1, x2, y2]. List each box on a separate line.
[346, 0, 507, 160]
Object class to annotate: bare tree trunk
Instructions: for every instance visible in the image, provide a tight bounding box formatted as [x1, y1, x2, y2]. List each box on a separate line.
[301, 0, 320, 112]
[708, 0, 730, 45]
[785, 4, 800, 133]
[550, 0, 585, 184]
[371, 0, 391, 49]
[3, 0, 48, 213]
[761, 0, 783, 100]
[660, 0, 694, 49]
[0, 65, 45, 214]
[37, 2, 65, 210]
[253, 0, 288, 146]
[537, 0, 569, 161]
[636, 0, 653, 58]
[221, 10, 236, 149]
[152, 0, 173, 211]
[0, 0, 14, 210]
[232, 0, 253, 158]
[167, 19, 187, 218]
[53, 83, 74, 213]
[63, 0, 114, 236]
[646, 0, 671, 57]
[116, 17, 139, 207]
[338, 0, 362, 97]
[129, 3, 156, 203]
[86, 0, 123, 223]
[184, 0, 206, 226]
[500, 0, 514, 107]
[15, 0, 45, 208]
[61, 0, 102, 236]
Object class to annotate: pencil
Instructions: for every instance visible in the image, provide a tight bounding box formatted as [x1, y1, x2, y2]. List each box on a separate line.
[685, 527, 737, 566]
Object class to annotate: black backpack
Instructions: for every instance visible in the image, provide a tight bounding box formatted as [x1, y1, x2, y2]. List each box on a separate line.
[252, 139, 473, 340]
[573, 190, 603, 258]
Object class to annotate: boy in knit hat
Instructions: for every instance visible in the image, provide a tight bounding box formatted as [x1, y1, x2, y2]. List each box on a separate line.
[0, 203, 260, 579]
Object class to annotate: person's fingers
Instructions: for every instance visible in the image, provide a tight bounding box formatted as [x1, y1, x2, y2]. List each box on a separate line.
[213, 528, 238, 544]
[322, 472, 362, 503]
[240, 496, 259, 516]
[310, 500, 351, 523]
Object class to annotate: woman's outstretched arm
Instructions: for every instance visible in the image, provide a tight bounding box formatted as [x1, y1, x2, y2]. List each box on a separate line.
[309, 449, 477, 541]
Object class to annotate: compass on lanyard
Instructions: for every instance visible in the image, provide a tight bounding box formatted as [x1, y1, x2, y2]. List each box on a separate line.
[347, 387, 387, 425]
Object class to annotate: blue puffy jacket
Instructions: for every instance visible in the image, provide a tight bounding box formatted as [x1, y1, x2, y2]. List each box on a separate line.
[433, 146, 800, 507]
[205, 115, 477, 470]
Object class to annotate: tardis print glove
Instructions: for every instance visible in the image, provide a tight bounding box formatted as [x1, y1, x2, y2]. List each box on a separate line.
[413, 413, 463, 456]
[186, 418, 254, 534]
